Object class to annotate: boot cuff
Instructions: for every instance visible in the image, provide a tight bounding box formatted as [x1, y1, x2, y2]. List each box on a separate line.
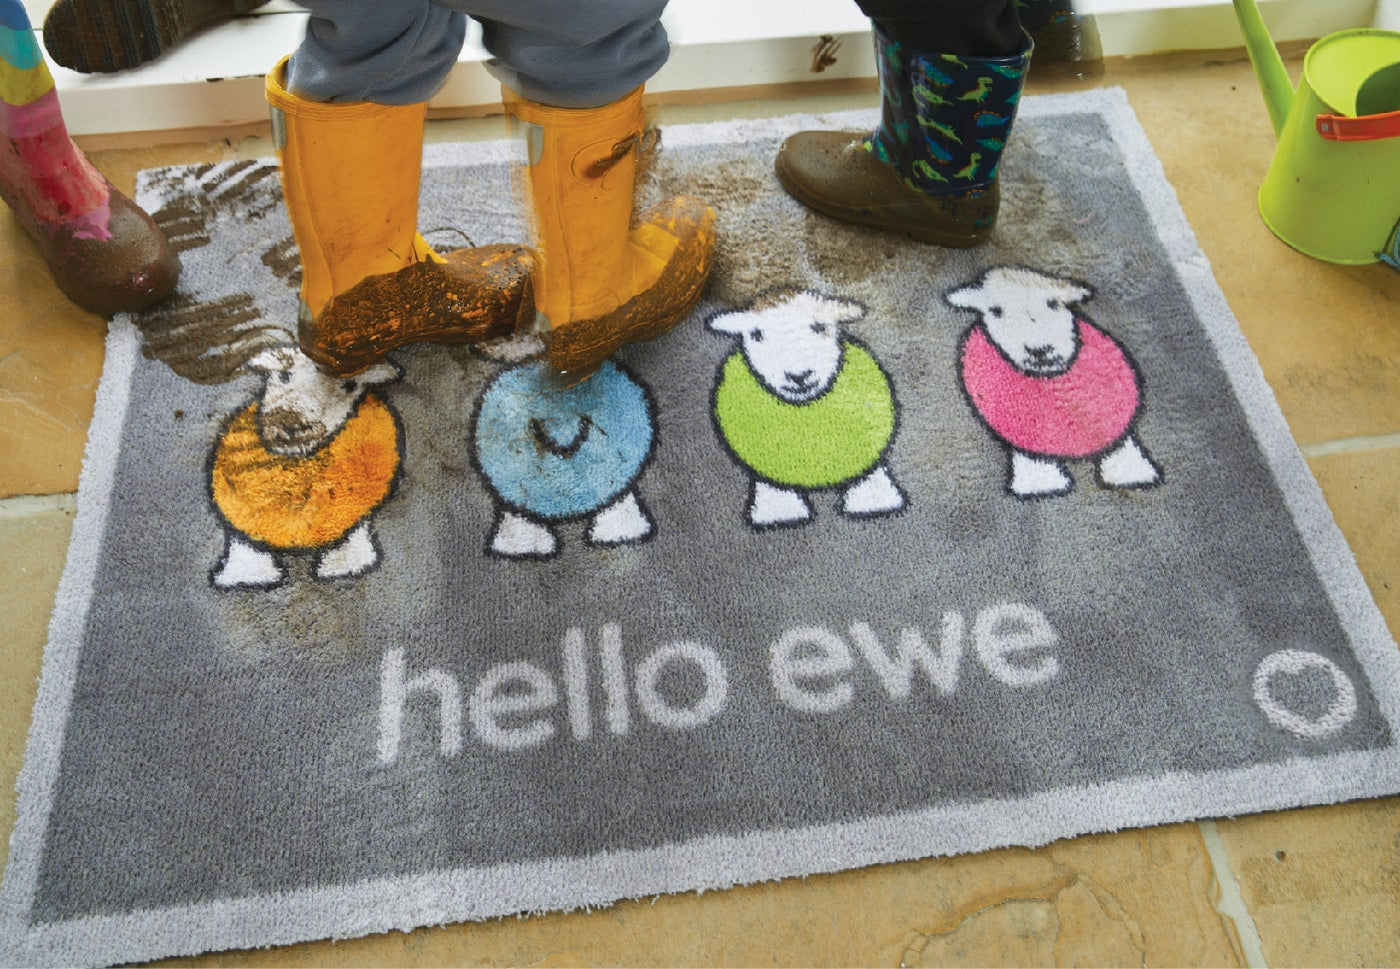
[265, 56, 416, 121]
[501, 84, 644, 128]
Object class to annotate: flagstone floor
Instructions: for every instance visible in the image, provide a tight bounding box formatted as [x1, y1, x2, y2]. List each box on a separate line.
[3, 47, 1398, 967]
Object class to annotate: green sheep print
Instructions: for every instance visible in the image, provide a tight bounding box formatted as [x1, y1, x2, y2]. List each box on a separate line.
[714, 343, 896, 489]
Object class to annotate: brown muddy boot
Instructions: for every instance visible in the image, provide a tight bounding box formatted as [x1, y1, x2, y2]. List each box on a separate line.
[42, 0, 271, 73]
[266, 59, 535, 376]
[1, 10, 178, 314]
[503, 86, 716, 383]
[775, 25, 1031, 248]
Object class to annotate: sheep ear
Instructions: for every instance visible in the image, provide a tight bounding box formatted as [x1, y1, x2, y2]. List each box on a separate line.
[828, 298, 865, 325]
[246, 347, 294, 373]
[944, 285, 986, 313]
[707, 310, 749, 335]
[357, 361, 402, 386]
[1057, 279, 1094, 305]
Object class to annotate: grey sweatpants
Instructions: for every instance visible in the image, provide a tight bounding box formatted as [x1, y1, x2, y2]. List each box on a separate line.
[286, 0, 670, 108]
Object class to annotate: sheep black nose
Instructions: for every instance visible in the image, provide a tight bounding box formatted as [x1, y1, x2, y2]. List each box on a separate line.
[786, 369, 814, 385]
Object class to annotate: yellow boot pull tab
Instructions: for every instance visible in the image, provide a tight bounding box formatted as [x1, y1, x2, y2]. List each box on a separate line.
[580, 134, 640, 178]
[569, 132, 639, 189]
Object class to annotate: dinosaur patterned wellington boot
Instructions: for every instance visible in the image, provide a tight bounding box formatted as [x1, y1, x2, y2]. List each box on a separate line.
[42, 0, 271, 73]
[0, 0, 179, 313]
[774, 25, 1031, 247]
[267, 59, 535, 376]
[503, 86, 716, 383]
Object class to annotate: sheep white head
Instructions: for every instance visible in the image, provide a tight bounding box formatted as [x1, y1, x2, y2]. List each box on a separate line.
[708, 290, 865, 403]
[245, 346, 402, 457]
[946, 267, 1094, 375]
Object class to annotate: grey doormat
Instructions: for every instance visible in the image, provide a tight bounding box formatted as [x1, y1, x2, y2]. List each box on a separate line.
[5, 88, 1400, 967]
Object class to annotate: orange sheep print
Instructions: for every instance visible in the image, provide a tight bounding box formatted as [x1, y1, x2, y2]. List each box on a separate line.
[212, 395, 399, 550]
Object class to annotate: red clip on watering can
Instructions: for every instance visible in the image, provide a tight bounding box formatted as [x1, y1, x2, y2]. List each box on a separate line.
[1233, 0, 1400, 265]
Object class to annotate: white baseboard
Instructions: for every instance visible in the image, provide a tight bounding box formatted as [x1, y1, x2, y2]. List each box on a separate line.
[1375, 0, 1400, 30]
[1087, 0, 1378, 61]
[40, 0, 1379, 136]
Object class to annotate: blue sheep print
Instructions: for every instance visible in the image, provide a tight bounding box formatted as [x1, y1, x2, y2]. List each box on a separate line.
[473, 360, 654, 521]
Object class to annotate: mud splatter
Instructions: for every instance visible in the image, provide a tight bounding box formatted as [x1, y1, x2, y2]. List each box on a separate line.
[152, 160, 286, 257]
[634, 123, 661, 189]
[152, 196, 211, 253]
[811, 35, 841, 73]
[200, 158, 259, 194]
[137, 292, 288, 384]
[133, 158, 301, 384]
[260, 236, 302, 288]
[200, 159, 282, 217]
[803, 210, 906, 288]
[999, 167, 1159, 303]
[643, 149, 804, 305]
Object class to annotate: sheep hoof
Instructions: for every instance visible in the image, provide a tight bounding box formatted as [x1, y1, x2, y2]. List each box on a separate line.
[589, 492, 653, 545]
[1098, 437, 1161, 489]
[1009, 452, 1073, 497]
[750, 482, 813, 526]
[316, 523, 378, 579]
[842, 465, 905, 517]
[213, 536, 284, 589]
[491, 512, 558, 558]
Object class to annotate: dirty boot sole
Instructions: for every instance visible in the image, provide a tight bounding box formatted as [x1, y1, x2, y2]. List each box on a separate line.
[42, 0, 270, 73]
[299, 245, 537, 377]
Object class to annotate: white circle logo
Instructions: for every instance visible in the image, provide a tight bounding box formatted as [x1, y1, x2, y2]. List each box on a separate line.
[1253, 650, 1357, 738]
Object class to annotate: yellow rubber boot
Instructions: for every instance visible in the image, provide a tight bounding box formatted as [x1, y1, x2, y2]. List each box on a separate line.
[267, 58, 535, 375]
[503, 86, 715, 381]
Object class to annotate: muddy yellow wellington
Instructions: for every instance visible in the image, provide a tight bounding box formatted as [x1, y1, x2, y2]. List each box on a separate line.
[503, 86, 715, 382]
[267, 58, 535, 375]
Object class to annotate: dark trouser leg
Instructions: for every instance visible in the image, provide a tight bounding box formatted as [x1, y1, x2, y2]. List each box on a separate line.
[286, 0, 466, 104]
[858, 0, 1105, 75]
[456, 0, 670, 108]
[853, 0, 1023, 56]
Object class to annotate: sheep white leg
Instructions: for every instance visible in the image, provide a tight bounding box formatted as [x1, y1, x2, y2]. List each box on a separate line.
[213, 535, 284, 589]
[750, 481, 812, 526]
[1009, 451, 1073, 497]
[1098, 436, 1161, 489]
[316, 522, 379, 579]
[490, 511, 558, 557]
[589, 491, 653, 545]
[842, 465, 905, 516]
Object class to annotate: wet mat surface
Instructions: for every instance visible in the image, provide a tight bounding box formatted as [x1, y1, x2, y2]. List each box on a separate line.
[4, 90, 1399, 966]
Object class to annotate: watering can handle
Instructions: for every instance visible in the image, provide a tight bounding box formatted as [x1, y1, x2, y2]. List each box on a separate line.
[1317, 109, 1400, 142]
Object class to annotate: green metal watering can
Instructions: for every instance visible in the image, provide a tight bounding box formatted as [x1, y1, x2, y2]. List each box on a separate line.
[1233, 0, 1400, 265]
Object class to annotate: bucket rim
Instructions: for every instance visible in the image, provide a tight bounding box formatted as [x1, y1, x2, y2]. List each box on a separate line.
[1304, 28, 1400, 117]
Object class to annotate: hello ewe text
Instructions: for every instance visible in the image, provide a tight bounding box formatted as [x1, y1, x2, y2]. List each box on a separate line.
[376, 602, 1059, 762]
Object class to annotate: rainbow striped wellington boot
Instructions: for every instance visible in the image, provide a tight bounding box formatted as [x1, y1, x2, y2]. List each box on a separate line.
[1, 0, 178, 313]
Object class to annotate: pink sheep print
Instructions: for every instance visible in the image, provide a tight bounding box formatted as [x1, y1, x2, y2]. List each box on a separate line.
[960, 319, 1140, 459]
